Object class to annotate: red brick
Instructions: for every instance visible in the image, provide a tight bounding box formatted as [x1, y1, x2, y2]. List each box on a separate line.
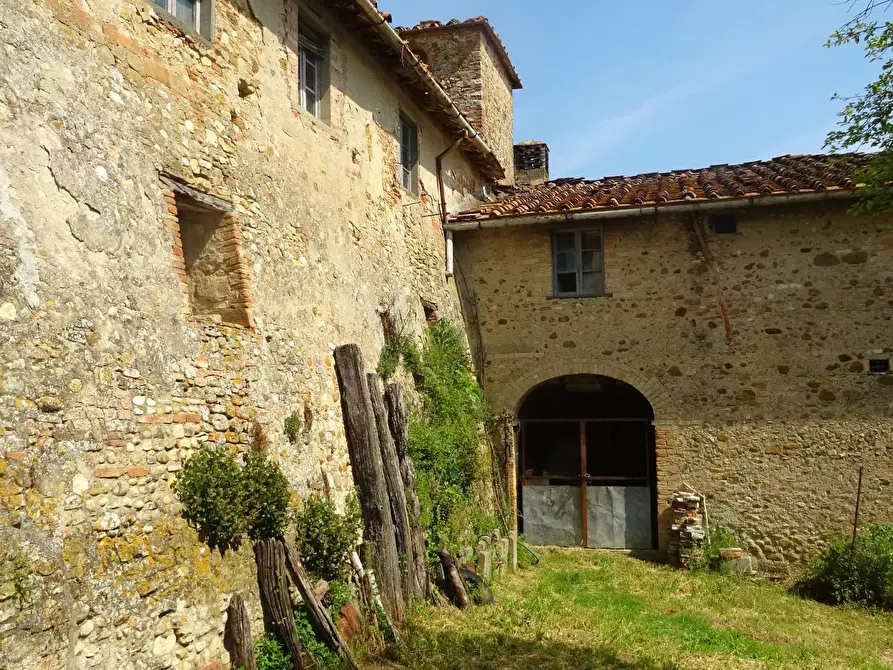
[5, 452, 25, 461]
[126, 467, 150, 477]
[185, 413, 201, 423]
[172, 413, 189, 423]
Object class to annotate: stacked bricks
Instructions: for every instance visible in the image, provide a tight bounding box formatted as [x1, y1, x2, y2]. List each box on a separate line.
[668, 491, 705, 568]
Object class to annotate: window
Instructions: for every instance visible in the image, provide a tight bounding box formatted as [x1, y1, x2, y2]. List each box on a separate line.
[299, 24, 325, 117]
[869, 358, 890, 373]
[552, 228, 605, 297]
[710, 213, 737, 234]
[399, 116, 419, 194]
[152, 0, 213, 40]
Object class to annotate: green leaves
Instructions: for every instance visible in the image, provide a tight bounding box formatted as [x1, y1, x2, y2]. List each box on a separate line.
[292, 494, 363, 582]
[827, 14, 893, 212]
[172, 448, 292, 552]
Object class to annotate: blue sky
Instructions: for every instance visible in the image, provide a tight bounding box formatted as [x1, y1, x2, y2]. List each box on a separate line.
[383, 0, 877, 179]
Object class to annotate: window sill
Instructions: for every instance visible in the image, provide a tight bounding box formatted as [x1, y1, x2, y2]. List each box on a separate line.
[289, 104, 339, 138]
[547, 293, 612, 300]
[399, 185, 420, 200]
[148, 3, 213, 46]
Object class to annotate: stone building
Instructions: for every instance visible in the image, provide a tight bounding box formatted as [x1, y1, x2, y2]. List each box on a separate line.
[450, 152, 893, 568]
[0, 1, 518, 668]
[1, 0, 891, 667]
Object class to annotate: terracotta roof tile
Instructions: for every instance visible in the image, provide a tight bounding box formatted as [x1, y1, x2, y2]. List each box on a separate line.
[395, 17, 522, 89]
[451, 153, 872, 223]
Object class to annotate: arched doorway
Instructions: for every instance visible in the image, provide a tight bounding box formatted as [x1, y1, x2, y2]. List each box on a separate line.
[518, 374, 656, 549]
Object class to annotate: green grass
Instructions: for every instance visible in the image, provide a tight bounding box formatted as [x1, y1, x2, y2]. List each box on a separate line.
[369, 548, 893, 670]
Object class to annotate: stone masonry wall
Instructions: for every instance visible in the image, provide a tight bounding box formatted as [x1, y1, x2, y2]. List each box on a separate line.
[0, 0, 488, 667]
[454, 201, 893, 572]
[404, 27, 515, 185]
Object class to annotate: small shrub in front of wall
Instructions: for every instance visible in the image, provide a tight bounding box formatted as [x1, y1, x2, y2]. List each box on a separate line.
[294, 610, 348, 670]
[293, 493, 363, 582]
[689, 527, 739, 572]
[407, 319, 496, 559]
[173, 448, 292, 551]
[172, 447, 246, 552]
[794, 524, 893, 610]
[255, 633, 292, 670]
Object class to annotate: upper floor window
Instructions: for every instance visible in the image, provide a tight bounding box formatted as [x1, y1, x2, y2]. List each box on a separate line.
[152, 0, 214, 40]
[299, 24, 325, 117]
[399, 116, 419, 194]
[552, 228, 604, 297]
[710, 213, 737, 234]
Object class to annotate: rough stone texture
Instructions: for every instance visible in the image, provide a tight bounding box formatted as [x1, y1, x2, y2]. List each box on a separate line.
[0, 0, 488, 667]
[402, 26, 515, 185]
[454, 201, 893, 569]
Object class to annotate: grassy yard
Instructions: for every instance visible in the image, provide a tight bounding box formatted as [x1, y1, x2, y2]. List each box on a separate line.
[369, 548, 893, 670]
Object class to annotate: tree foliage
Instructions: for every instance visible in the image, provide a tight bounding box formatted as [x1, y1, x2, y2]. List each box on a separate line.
[827, 0, 893, 211]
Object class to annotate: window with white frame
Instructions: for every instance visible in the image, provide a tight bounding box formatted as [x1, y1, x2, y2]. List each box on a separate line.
[399, 115, 419, 194]
[299, 24, 325, 117]
[552, 227, 605, 297]
[152, 0, 214, 39]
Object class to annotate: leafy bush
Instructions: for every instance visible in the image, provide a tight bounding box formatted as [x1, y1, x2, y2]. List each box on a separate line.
[690, 527, 739, 572]
[326, 578, 352, 616]
[255, 633, 291, 670]
[172, 447, 246, 552]
[284, 410, 302, 444]
[173, 448, 292, 552]
[795, 525, 893, 610]
[377, 335, 422, 381]
[294, 610, 348, 670]
[293, 494, 362, 581]
[407, 320, 495, 558]
[242, 451, 292, 542]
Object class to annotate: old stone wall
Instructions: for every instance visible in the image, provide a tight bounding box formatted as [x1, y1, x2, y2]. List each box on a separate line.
[403, 27, 515, 185]
[454, 200, 893, 571]
[0, 0, 488, 667]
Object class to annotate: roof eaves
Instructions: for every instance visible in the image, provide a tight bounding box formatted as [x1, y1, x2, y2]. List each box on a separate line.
[327, 1, 506, 180]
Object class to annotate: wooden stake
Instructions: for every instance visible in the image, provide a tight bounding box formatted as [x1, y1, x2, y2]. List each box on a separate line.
[334, 344, 405, 624]
[385, 382, 431, 601]
[254, 539, 303, 670]
[580, 421, 588, 548]
[223, 593, 256, 670]
[282, 541, 359, 669]
[368, 374, 417, 606]
[851, 466, 864, 550]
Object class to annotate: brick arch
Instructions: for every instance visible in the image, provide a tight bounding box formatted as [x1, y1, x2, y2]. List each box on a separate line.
[491, 358, 673, 422]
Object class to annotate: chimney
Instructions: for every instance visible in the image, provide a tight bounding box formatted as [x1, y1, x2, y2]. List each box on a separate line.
[514, 141, 549, 187]
[397, 18, 522, 185]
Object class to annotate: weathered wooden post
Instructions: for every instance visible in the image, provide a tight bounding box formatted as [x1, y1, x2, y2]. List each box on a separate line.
[367, 373, 417, 605]
[254, 539, 304, 669]
[385, 382, 431, 600]
[334, 344, 405, 624]
[224, 593, 256, 670]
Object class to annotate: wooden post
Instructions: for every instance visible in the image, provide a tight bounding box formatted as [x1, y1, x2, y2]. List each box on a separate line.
[224, 593, 256, 670]
[254, 539, 303, 670]
[334, 344, 405, 624]
[504, 413, 519, 538]
[282, 541, 359, 669]
[367, 374, 417, 606]
[384, 382, 430, 601]
[580, 421, 588, 548]
[437, 549, 470, 610]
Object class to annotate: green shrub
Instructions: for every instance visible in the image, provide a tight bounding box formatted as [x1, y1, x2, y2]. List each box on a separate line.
[172, 447, 246, 552]
[284, 410, 302, 444]
[255, 633, 292, 670]
[690, 527, 739, 572]
[294, 610, 348, 670]
[377, 335, 422, 381]
[242, 451, 292, 542]
[293, 494, 362, 582]
[174, 448, 292, 552]
[326, 578, 352, 616]
[407, 320, 495, 559]
[795, 525, 893, 610]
